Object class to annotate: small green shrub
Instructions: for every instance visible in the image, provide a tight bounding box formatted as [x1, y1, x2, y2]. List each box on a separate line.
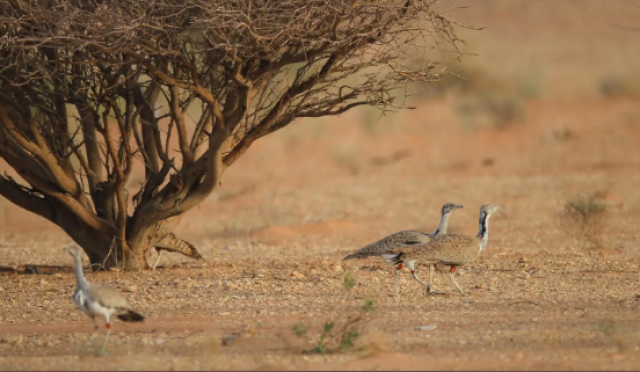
[362, 297, 374, 313]
[343, 271, 357, 290]
[339, 329, 360, 352]
[293, 298, 374, 354]
[593, 317, 629, 352]
[293, 322, 307, 338]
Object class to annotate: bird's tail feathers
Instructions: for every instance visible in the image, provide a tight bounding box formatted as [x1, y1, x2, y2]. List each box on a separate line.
[117, 310, 144, 322]
[342, 252, 364, 261]
[343, 245, 384, 260]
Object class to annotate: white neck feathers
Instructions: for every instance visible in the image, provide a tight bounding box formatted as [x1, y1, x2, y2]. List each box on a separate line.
[433, 211, 451, 236]
[71, 254, 90, 291]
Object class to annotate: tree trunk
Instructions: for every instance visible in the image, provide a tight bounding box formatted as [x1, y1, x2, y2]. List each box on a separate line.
[43, 200, 116, 269]
[56, 206, 200, 270]
[123, 214, 202, 270]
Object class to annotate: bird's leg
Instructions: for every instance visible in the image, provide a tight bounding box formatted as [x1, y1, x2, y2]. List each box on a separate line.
[427, 264, 442, 295]
[393, 264, 402, 294]
[411, 270, 427, 288]
[81, 318, 99, 352]
[449, 266, 466, 295]
[152, 248, 162, 270]
[406, 261, 428, 290]
[84, 318, 99, 348]
[99, 322, 111, 356]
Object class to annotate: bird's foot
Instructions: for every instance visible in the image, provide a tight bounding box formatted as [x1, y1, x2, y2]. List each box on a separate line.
[425, 286, 442, 295]
[79, 339, 96, 355]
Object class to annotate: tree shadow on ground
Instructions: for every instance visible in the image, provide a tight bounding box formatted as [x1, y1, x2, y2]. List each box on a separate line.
[0, 265, 72, 275]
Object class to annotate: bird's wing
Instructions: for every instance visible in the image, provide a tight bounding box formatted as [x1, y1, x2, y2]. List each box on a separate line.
[391, 230, 434, 246]
[88, 283, 132, 310]
[415, 234, 479, 264]
[345, 230, 432, 259]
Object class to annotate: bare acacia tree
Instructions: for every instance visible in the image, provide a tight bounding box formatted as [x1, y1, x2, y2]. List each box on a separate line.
[0, 0, 467, 270]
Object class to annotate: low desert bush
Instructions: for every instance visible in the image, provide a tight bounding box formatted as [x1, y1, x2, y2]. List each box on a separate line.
[456, 93, 524, 131]
[559, 193, 608, 248]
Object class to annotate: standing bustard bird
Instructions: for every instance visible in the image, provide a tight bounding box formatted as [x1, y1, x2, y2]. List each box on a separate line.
[343, 203, 463, 294]
[382, 204, 503, 295]
[65, 245, 144, 354]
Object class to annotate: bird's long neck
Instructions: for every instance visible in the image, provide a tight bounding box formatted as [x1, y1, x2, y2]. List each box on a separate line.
[71, 254, 90, 291]
[433, 211, 452, 236]
[476, 211, 490, 252]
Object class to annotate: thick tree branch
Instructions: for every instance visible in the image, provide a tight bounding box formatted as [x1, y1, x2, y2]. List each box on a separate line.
[100, 106, 131, 259]
[134, 83, 163, 175]
[169, 85, 194, 164]
[0, 103, 80, 196]
[0, 175, 55, 222]
[77, 104, 105, 191]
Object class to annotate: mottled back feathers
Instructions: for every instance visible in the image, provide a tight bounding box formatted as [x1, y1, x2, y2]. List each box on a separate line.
[343, 230, 433, 260]
[87, 283, 144, 322]
[388, 234, 481, 266]
[87, 283, 132, 311]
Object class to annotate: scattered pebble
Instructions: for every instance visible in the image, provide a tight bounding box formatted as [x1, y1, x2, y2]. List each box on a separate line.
[290, 271, 306, 279]
[414, 325, 437, 331]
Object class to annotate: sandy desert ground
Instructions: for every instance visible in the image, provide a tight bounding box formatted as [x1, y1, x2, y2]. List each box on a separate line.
[1, 1, 640, 370]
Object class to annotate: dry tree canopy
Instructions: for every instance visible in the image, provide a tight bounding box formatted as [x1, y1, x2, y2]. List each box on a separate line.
[0, 0, 467, 269]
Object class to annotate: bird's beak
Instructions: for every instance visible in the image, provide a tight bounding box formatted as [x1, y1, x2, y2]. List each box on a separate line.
[456, 205, 464, 209]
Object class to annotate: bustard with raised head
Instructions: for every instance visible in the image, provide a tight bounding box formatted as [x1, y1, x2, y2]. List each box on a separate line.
[65, 245, 144, 354]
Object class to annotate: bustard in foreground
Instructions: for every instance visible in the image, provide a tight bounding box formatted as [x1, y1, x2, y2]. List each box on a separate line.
[383, 204, 503, 295]
[343, 203, 463, 294]
[65, 245, 144, 354]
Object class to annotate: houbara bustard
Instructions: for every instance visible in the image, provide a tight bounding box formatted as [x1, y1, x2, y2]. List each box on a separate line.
[382, 204, 503, 295]
[343, 203, 463, 294]
[65, 245, 144, 355]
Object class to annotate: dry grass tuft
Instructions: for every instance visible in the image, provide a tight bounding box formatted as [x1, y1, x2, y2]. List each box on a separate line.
[593, 317, 630, 352]
[559, 193, 608, 248]
[456, 94, 525, 131]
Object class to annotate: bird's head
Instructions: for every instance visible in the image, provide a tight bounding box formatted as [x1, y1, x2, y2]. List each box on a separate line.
[480, 204, 504, 218]
[64, 245, 84, 257]
[442, 203, 464, 214]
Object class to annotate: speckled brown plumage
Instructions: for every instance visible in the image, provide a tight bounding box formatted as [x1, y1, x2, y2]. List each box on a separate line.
[408, 233, 482, 265]
[383, 204, 503, 295]
[342, 229, 433, 260]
